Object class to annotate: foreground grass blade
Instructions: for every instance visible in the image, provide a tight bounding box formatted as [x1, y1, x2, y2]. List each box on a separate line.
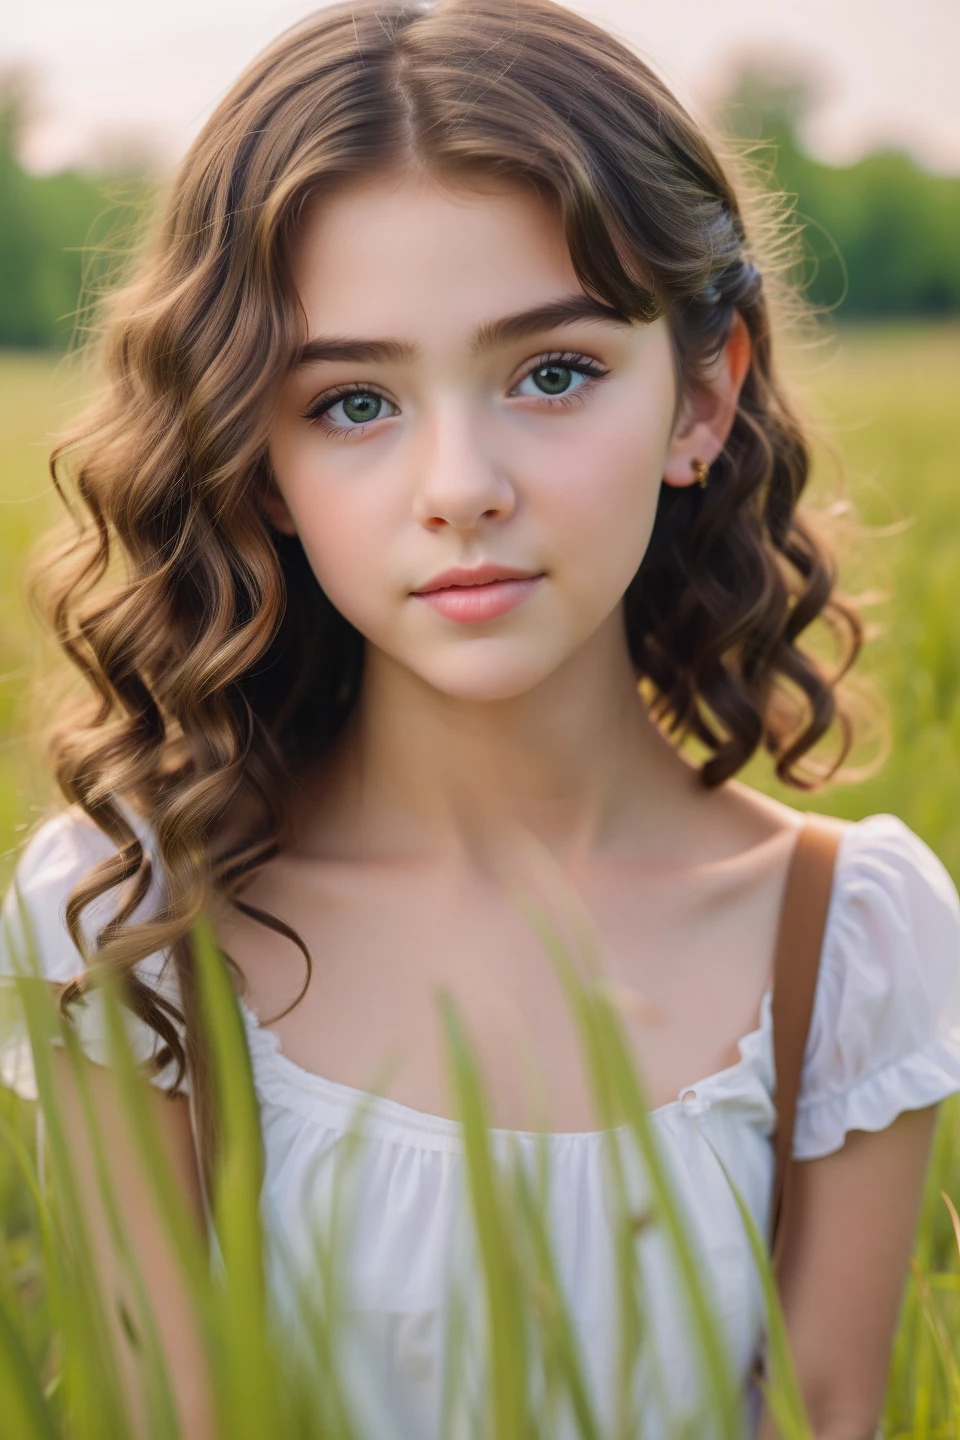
[12, 896, 200, 1439]
[702, 1139, 814, 1440]
[191, 914, 280, 1440]
[439, 992, 532, 1440]
[6, 889, 140, 1438]
[505, 885, 647, 1437]
[97, 974, 218, 1318]
[508, 877, 742, 1440]
[509, 1137, 603, 1440]
[56, 1005, 186, 1440]
[287, 1093, 383, 1439]
[439, 1267, 470, 1440]
[908, 1258, 960, 1430]
[0, 1296, 59, 1440]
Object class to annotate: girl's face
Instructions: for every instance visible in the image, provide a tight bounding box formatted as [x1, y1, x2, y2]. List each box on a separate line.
[268, 172, 743, 702]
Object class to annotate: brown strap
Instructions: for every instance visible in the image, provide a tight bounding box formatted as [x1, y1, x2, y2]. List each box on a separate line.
[768, 813, 848, 1272]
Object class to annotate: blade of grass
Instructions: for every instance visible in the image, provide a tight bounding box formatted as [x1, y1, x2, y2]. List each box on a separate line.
[288, 1098, 385, 1439]
[910, 1256, 960, 1423]
[504, 881, 647, 1438]
[53, 1009, 185, 1440]
[596, 994, 743, 1440]
[508, 878, 742, 1440]
[0, 1296, 59, 1440]
[16, 898, 205, 1440]
[190, 914, 281, 1440]
[940, 1191, 960, 1266]
[96, 974, 218, 1313]
[698, 1136, 814, 1440]
[508, 1136, 603, 1440]
[439, 1267, 470, 1440]
[439, 991, 532, 1440]
[6, 889, 142, 1439]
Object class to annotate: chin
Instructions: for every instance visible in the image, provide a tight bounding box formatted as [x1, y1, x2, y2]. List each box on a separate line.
[413, 651, 560, 704]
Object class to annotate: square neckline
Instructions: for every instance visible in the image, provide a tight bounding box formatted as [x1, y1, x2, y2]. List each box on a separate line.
[236, 983, 777, 1145]
[231, 815, 840, 1146]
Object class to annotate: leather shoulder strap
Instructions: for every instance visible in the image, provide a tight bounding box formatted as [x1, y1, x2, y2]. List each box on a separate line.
[769, 812, 848, 1271]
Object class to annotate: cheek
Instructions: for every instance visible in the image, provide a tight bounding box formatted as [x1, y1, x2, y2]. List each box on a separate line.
[270, 436, 395, 624]
[535, 413, 667, 587]
[293, 488, 395, 629]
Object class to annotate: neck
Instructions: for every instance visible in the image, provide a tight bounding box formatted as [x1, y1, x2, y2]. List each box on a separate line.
[289, 608, 705, 871]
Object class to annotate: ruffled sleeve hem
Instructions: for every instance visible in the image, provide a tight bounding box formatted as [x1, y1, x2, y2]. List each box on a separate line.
[795, 1032, 960, 1160]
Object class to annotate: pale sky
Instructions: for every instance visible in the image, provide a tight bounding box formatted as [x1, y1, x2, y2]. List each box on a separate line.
[6, 0, 960, 175]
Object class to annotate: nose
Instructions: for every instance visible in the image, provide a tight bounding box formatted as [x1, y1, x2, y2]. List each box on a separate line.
[410, 397, 517, 532]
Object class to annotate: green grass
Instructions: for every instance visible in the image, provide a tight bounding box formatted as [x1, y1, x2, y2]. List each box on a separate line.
[1, 899, 815, 1438]
[1, 323, 960, 1435]
[0, 350, 90, 883]
[749, 320, 960, 877]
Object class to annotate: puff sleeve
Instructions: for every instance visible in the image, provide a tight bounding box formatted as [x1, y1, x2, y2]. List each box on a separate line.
[0, 807, 189, 1100]
[794, 813, 960, 1160]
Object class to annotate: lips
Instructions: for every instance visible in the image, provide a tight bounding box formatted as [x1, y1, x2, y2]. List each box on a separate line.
[412, 563, 543, 595]
[412, 574, 544, 623]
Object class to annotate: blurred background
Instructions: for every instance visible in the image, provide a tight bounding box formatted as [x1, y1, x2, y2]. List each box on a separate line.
[1, 0, 959, 888]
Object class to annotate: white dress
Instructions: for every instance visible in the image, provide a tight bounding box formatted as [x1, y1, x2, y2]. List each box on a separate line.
[3, 807, 960, 1439]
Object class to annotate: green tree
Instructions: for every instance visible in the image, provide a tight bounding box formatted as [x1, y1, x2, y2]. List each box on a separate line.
[716, 57, 960, 318]
[0, 67, 152, 349]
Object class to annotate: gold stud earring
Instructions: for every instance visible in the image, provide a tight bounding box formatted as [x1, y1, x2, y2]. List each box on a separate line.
[691, 458, 709, 488]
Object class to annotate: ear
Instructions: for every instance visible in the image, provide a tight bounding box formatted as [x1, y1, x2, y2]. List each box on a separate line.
[662, 310, 752, 488]
[261, 478, 298, 537]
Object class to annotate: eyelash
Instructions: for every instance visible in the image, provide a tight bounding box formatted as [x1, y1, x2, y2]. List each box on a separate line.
[300, 351, 611, 440]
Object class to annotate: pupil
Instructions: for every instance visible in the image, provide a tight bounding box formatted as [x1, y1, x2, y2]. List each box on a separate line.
[343, 392, 381, 423]
[535, 365, 571, 396]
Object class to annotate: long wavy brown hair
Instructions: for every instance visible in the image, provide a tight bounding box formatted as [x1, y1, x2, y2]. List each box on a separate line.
[35, 0, 862, 1173]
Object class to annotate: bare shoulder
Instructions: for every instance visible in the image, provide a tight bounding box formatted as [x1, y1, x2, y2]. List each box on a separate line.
[708, 779, 807, 850]
[637, 762, 807, 873]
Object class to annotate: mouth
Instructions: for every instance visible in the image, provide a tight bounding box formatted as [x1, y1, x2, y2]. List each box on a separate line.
[425, 575, 543, 592]
[412, 574, 545, 623]
[412, 566, 543, 595]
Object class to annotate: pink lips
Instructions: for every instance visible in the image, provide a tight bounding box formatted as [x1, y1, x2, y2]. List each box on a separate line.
[413, 575, 544, 622]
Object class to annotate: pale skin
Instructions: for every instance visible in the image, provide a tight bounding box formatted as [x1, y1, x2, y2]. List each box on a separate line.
[52, 171, 936, 1440]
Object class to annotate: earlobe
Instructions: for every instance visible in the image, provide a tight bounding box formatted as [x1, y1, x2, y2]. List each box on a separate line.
[663, 451, 714, 490]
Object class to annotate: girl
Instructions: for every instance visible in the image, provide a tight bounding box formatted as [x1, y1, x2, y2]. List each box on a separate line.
[3, 0, 960, 1436]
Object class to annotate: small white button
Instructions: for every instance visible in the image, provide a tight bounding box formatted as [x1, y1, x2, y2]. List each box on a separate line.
[680, 1088, 698, 1106]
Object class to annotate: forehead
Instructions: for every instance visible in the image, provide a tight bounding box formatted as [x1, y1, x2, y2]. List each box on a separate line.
[289, 173, 582, 341]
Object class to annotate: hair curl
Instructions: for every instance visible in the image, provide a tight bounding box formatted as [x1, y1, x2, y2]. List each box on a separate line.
[34, 0, 862, 1172]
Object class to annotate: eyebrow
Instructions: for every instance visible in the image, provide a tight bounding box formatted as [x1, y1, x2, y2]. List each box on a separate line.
[294, 292, 638, 368]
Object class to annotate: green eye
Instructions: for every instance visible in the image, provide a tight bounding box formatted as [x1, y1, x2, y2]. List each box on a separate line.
[514, 351, 608, 402]
[339, 392, 384, 424]
[532, 364, 575, 395]
[304, 386, 397, 433]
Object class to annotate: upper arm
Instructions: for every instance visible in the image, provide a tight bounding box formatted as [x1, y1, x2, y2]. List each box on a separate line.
[2, 810, 219, 1434]
[757, 1104, 940, 1439]
[47, 1044, 217, 1440]
[758, 815, 960, 1437]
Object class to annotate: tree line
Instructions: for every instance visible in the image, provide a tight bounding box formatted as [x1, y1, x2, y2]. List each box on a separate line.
[1, 62, 958, 348]
[716, 62, 960, 318]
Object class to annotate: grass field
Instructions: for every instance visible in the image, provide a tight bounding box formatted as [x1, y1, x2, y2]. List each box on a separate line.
[747, 320, 960, 877]
[1, 324, 960, 1434]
